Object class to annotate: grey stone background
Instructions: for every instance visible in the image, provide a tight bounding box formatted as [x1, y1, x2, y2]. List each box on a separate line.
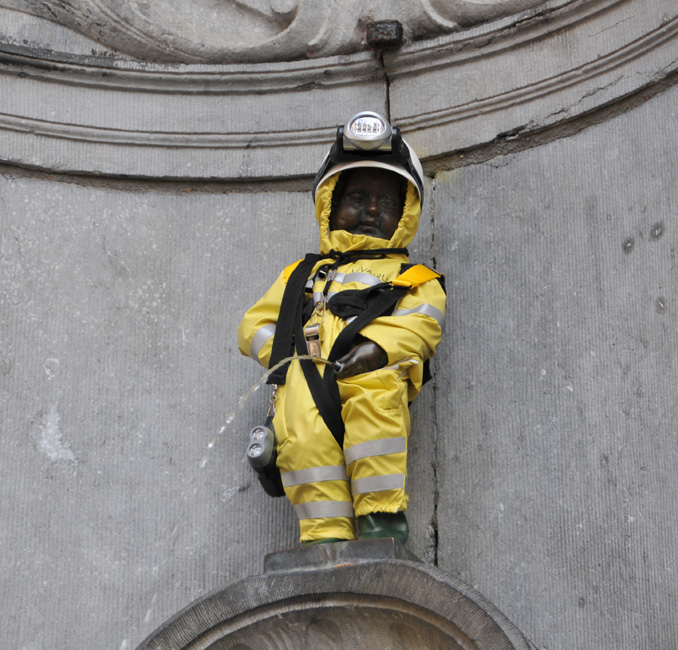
[433, 87, 678, 648]
[1, 1, 677, 649]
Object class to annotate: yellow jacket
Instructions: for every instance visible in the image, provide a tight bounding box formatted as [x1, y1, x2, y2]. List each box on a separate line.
[238, 174, 446, 401]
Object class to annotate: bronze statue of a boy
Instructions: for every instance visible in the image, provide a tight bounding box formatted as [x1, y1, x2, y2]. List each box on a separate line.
[238, 111, 446, 545]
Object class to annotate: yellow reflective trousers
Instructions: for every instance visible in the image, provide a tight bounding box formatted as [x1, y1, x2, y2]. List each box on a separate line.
[273, 357, 411, 542]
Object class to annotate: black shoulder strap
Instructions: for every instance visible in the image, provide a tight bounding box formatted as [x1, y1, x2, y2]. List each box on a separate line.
[294, 322, 346, 446]
[265, 252, 347, 445]
[267, 253, 321, 385]
[327, 286, 408, 366]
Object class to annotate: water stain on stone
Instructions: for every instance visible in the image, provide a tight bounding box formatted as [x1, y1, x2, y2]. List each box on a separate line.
[622, 237, 634, 254]
[650, 221, 665, 240]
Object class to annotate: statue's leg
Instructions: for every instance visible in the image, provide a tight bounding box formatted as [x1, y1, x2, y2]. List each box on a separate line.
[273, 361, 356, 543]
[338, 367, 411, 540]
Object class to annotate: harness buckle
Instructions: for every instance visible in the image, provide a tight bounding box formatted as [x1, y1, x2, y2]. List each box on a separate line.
[266, 386, 277, 419]
[304, 323, 322, 357]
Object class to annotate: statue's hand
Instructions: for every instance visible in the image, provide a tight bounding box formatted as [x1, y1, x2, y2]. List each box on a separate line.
[334, 340, 388, 379]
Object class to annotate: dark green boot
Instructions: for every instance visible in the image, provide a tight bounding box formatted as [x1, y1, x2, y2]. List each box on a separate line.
[357, 512, 409, 544]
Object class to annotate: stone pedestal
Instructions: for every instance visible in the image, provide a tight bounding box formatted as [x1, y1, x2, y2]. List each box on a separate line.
[138, 540, 536, 650]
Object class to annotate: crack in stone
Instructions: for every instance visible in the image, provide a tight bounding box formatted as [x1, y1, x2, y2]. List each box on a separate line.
[589, 15, 633, 38]
[428, 177, 440, 567]
[376, 51, 391, 122]
[423, 69, 678, 175]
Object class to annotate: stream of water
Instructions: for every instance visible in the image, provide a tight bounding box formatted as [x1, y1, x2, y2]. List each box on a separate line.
[198, 354, 336, 470]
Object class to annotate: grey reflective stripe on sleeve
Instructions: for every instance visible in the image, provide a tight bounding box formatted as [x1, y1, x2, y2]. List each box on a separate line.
[394, 303, 445, 328]
[344, 437, 407, 466]
[282, 465, 349, 487]
[351, 473, 405, 495]
[250, 323, 276, 359]
[294, 501, 355, 520]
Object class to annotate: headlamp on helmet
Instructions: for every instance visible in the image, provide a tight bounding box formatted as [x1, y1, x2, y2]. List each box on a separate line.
[343, 112, 392, 151]
[313, 111, 425, 206]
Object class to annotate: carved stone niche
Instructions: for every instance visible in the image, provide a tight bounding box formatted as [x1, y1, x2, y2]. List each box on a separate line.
[0, 0, 550, 63]
[0, 0, 677, 181]
[137, 540, 537, 650]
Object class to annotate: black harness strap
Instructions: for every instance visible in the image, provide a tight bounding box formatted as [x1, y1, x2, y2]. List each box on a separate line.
[294, 312, 346, 445]
[267, 253, 322, 385]
[322, 284, 410, 412]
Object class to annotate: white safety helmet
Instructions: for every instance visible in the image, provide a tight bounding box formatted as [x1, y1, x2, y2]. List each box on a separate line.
[312, 111, 425, 206]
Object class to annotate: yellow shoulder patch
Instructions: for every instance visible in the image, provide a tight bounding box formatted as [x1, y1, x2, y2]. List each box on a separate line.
[392, 264, 441, 288]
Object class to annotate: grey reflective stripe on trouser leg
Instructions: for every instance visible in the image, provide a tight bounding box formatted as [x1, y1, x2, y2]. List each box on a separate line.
[282, 465, 349, 487]
[343, 437, 407, 466]
[393, 303, 445, 329]
[351, 473, 405, 495]
[294, 501, 355, 520]
[250, 323, 276, 359]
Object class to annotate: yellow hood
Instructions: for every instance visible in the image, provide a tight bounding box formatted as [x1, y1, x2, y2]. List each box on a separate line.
[314, 173, 421, 255]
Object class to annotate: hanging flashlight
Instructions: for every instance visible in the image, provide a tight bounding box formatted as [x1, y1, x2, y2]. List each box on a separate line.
[246, 420, 285, 497]
[247, 425, 276, 469]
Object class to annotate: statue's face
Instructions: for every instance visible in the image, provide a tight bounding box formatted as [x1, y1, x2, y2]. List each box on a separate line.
[330, 168, 404, 240]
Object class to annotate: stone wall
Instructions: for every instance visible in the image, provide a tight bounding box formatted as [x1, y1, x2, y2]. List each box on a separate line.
[1, 1, 676, 648]
[433, 85, 678, 648]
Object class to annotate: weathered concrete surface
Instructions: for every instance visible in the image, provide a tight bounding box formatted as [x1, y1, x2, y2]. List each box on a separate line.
[0, 182, 307, 647]
[432, 82, 678, 649]
[390, 0, 678, 160]
[0, 0, 551, 62]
